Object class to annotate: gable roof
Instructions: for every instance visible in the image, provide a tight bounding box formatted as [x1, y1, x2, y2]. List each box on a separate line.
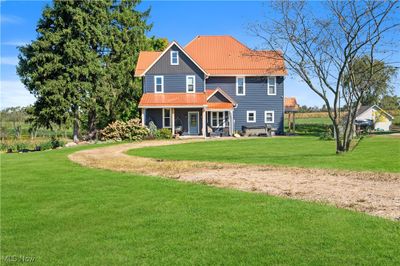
[355, 106, 371, 117]
[134, 41, 208, 77]
[206, 88, 237, 105]
[135, 36, 287, 77]
[185, 36, 287, 76]
[284, 97, 299, 112]
[356, 105, 394, 119]
[135, 51, 162, 77]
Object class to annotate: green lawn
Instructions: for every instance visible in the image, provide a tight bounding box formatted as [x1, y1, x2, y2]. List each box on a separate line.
[129, 136, 400, 172]
[2, 144, 400, 265]
[286, 117, 332, 125]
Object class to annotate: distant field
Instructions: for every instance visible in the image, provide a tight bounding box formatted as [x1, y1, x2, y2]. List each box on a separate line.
[285, 111, 400, 133]
[286, 117, 331, 125]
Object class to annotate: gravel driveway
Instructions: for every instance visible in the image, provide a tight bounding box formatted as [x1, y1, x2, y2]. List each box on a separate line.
[69, 139, 400, 220]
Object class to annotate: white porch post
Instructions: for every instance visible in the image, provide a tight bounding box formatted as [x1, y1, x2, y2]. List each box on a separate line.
[229, 110, 234, 136]
[172, 108, 175, 136]
[141, 108, 146, 127]
[202, 108, 206, 138]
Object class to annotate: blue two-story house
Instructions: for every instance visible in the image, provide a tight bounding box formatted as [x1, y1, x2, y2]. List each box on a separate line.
[135, 35, 287, 137]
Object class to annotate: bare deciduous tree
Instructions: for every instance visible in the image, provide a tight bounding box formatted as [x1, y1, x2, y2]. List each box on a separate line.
[251, 0, 399, 153]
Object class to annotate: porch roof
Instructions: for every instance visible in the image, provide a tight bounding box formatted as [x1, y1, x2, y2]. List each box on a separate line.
[139, 89, 235, 109]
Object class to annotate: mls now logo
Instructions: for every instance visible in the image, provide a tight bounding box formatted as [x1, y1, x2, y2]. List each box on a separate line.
[2, 255, 36, 263]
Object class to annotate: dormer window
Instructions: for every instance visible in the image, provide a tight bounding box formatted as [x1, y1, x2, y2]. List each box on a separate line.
[186, 75, 196, 93]
[171, 51, 179, 65]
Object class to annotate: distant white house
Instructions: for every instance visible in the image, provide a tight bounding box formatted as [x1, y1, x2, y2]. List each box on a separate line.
[355, 105, 394, 131]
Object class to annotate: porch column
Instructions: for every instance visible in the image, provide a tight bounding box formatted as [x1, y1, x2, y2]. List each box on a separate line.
[229, 110, 234, 136]
[172, 108, 175, 136]
[141, 108, 146, 127]
[202, 108, 206, 138]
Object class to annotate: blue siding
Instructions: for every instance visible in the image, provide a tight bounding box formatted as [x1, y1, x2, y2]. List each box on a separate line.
[206, 76, 284, 133]
[144, 74, 203, 93]
[144, 44, 205, 93]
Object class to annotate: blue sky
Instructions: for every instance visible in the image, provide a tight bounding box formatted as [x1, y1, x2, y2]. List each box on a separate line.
[1, 1, 399, 109]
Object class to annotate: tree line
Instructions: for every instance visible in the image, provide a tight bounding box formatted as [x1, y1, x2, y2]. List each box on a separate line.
[17, 0, 167, 142]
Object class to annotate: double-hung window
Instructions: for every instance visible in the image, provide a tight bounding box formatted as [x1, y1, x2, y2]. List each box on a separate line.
[265, 111, 274, 123]
[171, 51, 179, 65]
[186, 75, 195, 93]
[163, 109, 171, 128]
[154, 76, 164, 93]
[236, 77, 245, 95]
[247, 111, 256, 123]
[211, 112, 225, 128]
[267, 77, 276, 95]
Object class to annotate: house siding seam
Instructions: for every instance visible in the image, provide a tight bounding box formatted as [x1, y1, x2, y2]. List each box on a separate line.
[206, 76, 284, 133]
[144, 44, 205, 93]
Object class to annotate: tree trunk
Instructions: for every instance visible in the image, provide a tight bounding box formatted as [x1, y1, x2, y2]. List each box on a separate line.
[73, 107, 79, 143]
[87, 109, 97, 140]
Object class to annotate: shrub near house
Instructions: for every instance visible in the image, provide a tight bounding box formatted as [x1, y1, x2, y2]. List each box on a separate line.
[100, 119, 149, 141]
[100, 119, 172, 141]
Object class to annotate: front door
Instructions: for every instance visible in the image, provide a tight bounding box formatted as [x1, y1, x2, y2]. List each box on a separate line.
[188, 112, 199, 135]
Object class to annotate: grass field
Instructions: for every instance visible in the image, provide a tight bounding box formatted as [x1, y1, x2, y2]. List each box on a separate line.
[129, 136, 400, 173]
[2, 143, 400, 264]
[291, 117, 331, 124]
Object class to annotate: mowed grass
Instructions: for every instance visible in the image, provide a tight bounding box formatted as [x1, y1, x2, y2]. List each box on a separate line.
[129, 135, 400, 172]
[286, 116, 332, 125]
[2, 144, 400, 264]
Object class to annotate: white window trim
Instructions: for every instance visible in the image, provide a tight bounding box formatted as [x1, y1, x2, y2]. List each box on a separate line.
[246, 111, 256, 123]
[236, 76, 246, 96]
[162, 108, 172, 128]
[211, 111, 225, 128]
[267, 76, 277, 95]
[154, 76, 164, 93]
[170, 51, 179, 65]
[186, 75, 196, 93]
[265, 111, 275, 123]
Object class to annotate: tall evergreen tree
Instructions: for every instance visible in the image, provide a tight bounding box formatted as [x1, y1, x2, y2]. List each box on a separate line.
[17, 0, 156, 141]
[94, 0, 153, 132]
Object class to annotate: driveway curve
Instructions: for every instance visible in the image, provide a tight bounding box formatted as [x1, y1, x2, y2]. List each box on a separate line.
[69, 139, 400, 220]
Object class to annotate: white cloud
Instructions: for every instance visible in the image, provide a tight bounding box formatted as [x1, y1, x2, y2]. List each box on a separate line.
[0, 80, 35, 109]
[2, 41, 28, 46]
[1, 56, 19, 65]
[0, 15, 23, 24]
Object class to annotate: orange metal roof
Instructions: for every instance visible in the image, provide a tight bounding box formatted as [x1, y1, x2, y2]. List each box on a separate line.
[185, 36, 286, 76]
[284, 97, 299, 112]
[135, 36, 287, 77]
[139, 93, 206, 107]
[135, 51, 162, 76]
[139, 89, 235, 109]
